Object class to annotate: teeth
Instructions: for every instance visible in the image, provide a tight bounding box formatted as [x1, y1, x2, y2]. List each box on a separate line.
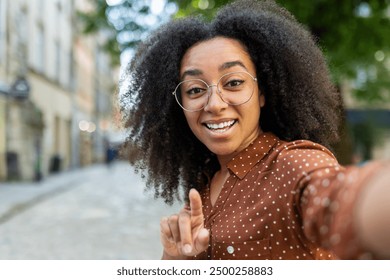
[206, 120, 235, 130]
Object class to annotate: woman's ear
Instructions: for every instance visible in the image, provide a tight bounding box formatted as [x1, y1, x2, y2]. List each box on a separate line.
[259, 93, 265, 108]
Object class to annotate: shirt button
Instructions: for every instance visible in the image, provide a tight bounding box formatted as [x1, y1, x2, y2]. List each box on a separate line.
[227, 246, 235, 254]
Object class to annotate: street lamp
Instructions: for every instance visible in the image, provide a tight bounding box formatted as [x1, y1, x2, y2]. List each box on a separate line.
[10, 76, 30, 99]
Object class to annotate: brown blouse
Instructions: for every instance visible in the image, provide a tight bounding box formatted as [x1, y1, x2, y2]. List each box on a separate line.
[193, 132, 384, 260]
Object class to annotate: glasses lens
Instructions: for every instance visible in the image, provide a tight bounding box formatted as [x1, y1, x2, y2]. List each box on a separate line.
[175, 79, 209, 111]
[217, 72, 255, 106]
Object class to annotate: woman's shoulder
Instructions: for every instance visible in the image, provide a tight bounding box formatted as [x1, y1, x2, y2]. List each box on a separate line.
[266, 135, 340, 175]
[274, 137, 337, 160]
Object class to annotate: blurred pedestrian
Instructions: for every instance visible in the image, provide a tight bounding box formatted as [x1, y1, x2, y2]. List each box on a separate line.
[121, 0, 390, 259]
[104, 137, 117, 166]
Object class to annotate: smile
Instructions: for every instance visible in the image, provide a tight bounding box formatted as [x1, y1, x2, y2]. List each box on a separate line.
[204, 120, 237, 132]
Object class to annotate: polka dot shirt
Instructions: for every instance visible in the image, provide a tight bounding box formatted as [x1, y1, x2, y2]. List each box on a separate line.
[193, 132, 385, 260]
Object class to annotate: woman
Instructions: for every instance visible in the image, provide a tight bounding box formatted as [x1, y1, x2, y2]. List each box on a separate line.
[121, 0, 390, 259]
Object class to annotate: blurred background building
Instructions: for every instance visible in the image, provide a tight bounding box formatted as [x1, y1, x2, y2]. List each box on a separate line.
[0, 0, 118, 182]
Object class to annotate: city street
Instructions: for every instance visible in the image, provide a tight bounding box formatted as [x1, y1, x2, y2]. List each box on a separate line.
[0, 161, 181, 260]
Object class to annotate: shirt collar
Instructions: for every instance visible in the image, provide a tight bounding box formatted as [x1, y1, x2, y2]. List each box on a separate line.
[227, 132, 279, 179]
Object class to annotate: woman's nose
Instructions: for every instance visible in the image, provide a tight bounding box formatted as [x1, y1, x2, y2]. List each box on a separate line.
[204, 85, 227, 112]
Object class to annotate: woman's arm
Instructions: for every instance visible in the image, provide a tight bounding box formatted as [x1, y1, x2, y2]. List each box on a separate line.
[354, 169, 390, 258]
[298, 159, 390, 259]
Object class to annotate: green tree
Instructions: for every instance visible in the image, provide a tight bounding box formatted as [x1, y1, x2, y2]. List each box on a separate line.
[78, 0, 177, 66]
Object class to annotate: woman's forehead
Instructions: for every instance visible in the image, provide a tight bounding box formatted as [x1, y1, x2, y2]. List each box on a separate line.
[180, 37, 255, 76]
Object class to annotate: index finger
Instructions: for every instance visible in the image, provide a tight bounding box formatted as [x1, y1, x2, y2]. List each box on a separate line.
[189, 189, 203, 218]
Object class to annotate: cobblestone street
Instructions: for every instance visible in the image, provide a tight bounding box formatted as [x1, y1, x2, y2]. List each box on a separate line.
[0, 161, 181, 260]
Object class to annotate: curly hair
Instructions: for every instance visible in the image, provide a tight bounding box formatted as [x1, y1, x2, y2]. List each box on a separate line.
[121, 0, 342, 204]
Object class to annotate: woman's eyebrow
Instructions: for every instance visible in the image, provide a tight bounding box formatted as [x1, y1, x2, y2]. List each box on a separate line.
[181, 69, 203, 80]
[219, 60, 248, 71]
[180, 60, 247, 80]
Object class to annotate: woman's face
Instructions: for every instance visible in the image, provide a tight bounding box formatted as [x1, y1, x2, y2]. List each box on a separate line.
[180, 37, 265, 161]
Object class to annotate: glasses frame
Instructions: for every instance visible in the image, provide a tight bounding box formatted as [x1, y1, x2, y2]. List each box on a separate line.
[172, 71, 258, 112]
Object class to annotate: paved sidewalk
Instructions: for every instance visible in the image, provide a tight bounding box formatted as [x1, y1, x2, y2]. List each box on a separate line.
[0, 161, 182, 259]
[0, 164, 108, 224]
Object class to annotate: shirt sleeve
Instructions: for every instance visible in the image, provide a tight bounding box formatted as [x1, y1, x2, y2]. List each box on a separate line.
[280, 140, 387, 259]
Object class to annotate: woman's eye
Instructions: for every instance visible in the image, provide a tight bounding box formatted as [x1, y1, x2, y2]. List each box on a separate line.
[226, 79, 244, 88]
[187, 87, 206, 95]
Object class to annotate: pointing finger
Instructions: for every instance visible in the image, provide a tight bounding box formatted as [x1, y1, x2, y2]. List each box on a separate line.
[189, 189, 203, 218]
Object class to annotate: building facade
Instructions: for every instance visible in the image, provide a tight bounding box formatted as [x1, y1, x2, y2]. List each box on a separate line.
[0, 0, 116, 181]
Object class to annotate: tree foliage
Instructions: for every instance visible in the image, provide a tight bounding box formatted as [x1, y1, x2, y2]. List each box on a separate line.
[78, 0, 176, 66]
[283, 0, 390, 103]
[79, 0, 390, 103]
[78, 0, 120, 65]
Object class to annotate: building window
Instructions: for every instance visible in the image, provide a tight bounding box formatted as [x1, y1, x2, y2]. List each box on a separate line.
[36, 25, 45, 73]
[55, 0, 62, 35]
[69, 52, 76, 92]
[0, 1, 4, 64]
[55, 40, 61, 82]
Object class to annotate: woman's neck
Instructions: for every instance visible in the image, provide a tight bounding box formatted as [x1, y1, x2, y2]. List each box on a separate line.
[216, 128, 262, 170]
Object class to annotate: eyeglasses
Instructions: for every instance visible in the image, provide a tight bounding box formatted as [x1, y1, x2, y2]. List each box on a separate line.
[172, 71, 257, 112]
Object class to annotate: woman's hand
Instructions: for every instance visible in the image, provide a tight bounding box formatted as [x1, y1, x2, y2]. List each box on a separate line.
[355, 168, 390, 258]
[160, 189, 210, 259]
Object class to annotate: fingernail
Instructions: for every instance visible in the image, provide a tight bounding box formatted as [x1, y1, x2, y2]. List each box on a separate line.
[183, 244, 192, 254]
